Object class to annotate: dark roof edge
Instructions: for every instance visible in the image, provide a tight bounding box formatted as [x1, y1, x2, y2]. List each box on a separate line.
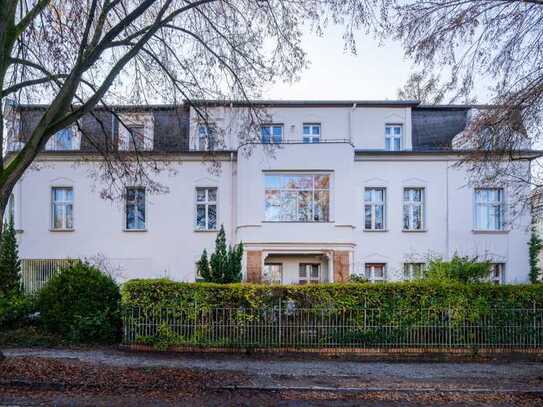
[9, 99, 422, 111]
[415, 104, 496, 110]
[9, 100, 499, 111]
[10, 103, 189, 112]
[355, 149, 543, 160]
[190, 99, 420, 108]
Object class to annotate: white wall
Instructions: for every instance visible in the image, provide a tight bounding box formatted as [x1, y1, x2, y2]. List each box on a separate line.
[353, 156, 531, 283]
[189, 105, 413, 150]
[16, 158, 234, 282]
[14, 104, 532, 284]
[236, 142, 355, 245]
[15, 152, 531, 284]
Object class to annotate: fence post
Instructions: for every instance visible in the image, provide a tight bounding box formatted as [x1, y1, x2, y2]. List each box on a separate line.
[534, 301, 537, 349]
[278, 299, 282, 348]
[448, 305, 452, 349]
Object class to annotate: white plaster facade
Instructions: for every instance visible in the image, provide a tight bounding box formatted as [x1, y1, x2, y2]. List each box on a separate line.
[9, 101, 535, 284]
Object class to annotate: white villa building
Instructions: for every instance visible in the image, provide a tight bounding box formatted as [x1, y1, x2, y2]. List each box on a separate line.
[4, 100, 539, 284]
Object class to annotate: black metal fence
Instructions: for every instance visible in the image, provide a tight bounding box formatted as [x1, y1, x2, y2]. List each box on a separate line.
[122, 303, 543, 350]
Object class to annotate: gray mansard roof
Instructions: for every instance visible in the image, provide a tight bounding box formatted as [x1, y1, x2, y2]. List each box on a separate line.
[16, 104, 190, 153]
[412, 106, 469, 150]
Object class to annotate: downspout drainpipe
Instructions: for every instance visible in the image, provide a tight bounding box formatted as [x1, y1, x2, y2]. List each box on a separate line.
[230, 150, 235, 245]
[349, 103, 356, 143]
[228, 102, 236, 246]
[446, 160, 450, 260]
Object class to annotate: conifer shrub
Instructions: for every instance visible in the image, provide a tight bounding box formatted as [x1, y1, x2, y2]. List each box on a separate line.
[197, 225, 243, 283]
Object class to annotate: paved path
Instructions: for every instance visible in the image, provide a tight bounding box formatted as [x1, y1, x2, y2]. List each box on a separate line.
[4, 347, 543, 391]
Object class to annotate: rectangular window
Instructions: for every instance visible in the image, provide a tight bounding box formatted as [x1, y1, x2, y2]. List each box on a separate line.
[303, 123, 320, 143]
[489, 263, 505, 285]
[263, 264, 283, 284]
[197, 124, 216, 151]
[261, 124, 283, 144]
[403, 263, 426, 281]
[365, 263, 386, 283]
[403, 187, 425, 231]
[51, 187, 73, 230]
[299, 263, 320, 284]
[47, 128, 75, 151]
[264, 174, 330, 222]
[126, 124, 145, 151]
[195, 187, 217, 230]
[385, 124, 402, 151]
[474, 188, 504, 230]
[125, 187, 146, 230]
[118, 114, 153, 151]
[364, 187, 386, 230]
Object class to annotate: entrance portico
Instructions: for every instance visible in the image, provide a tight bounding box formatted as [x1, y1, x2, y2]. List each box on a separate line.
[244, 245, 353, 284]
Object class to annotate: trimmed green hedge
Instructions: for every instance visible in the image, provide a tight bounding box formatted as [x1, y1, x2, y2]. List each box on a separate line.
[38, 262, 121, 344]
[121, 279, 543, 311]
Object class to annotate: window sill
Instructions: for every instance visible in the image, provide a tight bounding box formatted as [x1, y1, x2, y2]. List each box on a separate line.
[472, 229, 509, 234]
[123, 229, 147, 232]
[261, 221, 333, 224]
[363, 229, 388, 232]
[402, 229, 427, 233]
[194, 229, 219, 233]
[49, 228, 75, 232]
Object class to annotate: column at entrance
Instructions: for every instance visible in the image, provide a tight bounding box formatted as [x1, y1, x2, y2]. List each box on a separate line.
[245, 250, 262, 283]
[333, 250, 350, 282]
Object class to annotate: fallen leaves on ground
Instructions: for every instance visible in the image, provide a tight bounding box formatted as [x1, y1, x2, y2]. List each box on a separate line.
[0, 356, 248, 394]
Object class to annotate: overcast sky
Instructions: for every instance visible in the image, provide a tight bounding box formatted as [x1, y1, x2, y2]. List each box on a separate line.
[264, 26, 491, 103]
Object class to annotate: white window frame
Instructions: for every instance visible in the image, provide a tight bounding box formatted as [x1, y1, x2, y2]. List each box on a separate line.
[385, 124, 403, 151]
[303, 123, 321, 143]
[264, 173, 331, 222]
[488, 263, 505, 285]
[403, 263, 426, 281]
[195, 187, 218, 231]
[197, 123, 216, 151]
[365, 263, 386, 283]
[51, 186, 74, 230]
[474, 188, 505, 231]
[126, 123, 146, 151]
[45, 126, 80, 151]
[118, 114, 154, 151]
[263, 263, 283, 284]
[364, 187, 386, 230]
[125, 187, 146, 231]
[403, 187, 425, 231]
[260, 124, 283, 144]
[299, 263, 321, 284]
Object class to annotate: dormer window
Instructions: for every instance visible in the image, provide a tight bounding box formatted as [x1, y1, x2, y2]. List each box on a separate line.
[385, 124, 402, 151]
[197, 124, 216, 151]
[126, 123, 145, 151]
[46, 127, 80, 151]
[118, 114, 154, 151]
